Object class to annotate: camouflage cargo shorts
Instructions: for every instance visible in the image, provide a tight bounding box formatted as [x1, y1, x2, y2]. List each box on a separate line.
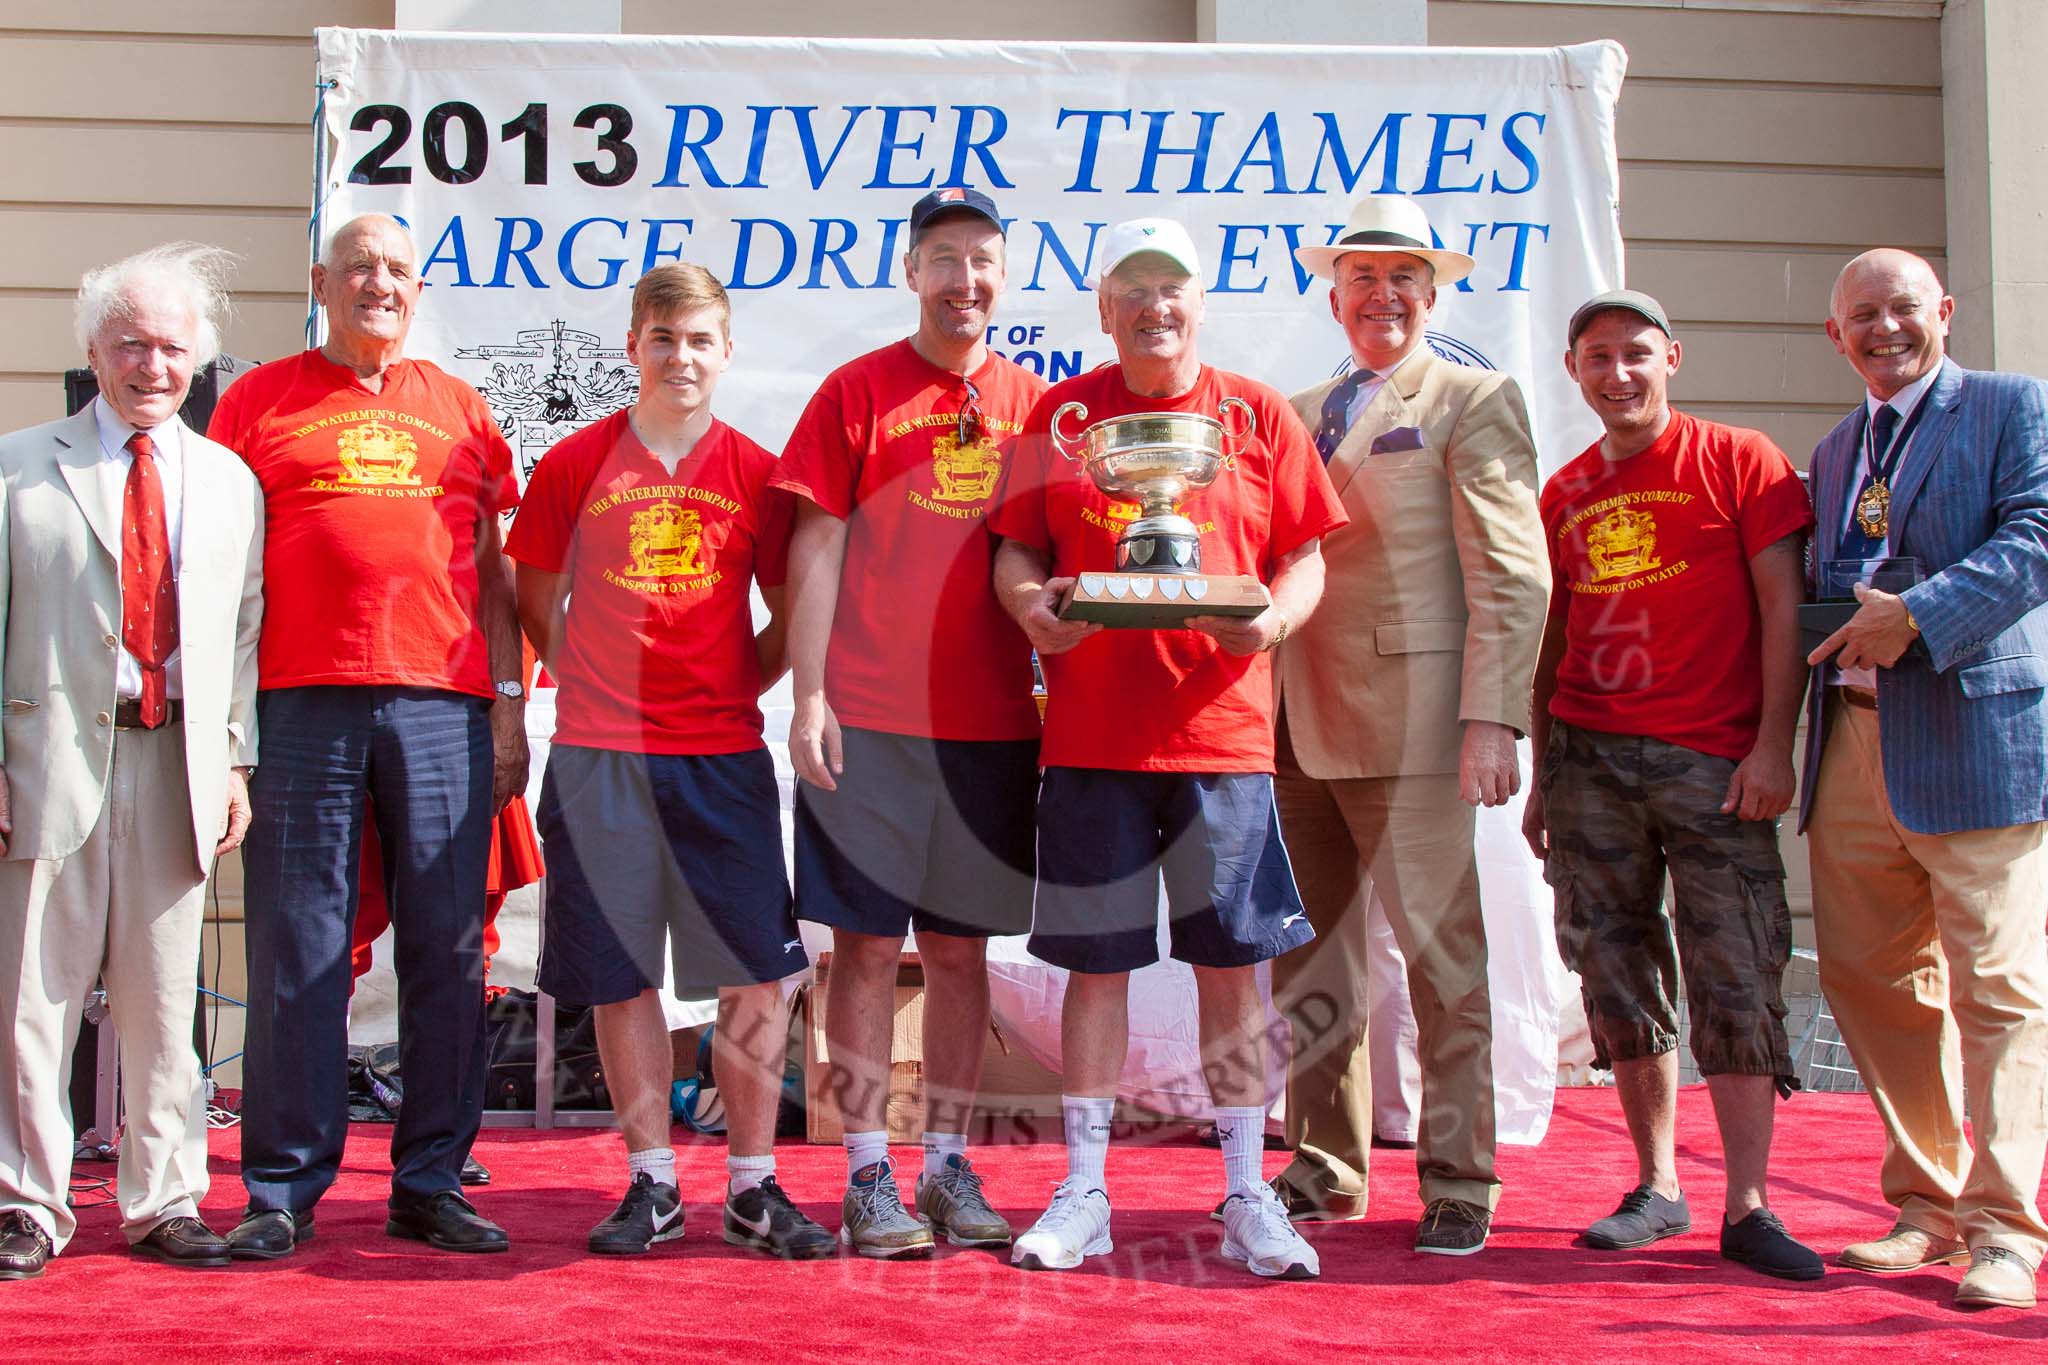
[1538, 721, 1795, 1083]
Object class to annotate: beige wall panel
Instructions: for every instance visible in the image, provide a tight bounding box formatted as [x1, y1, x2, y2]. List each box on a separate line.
[1619, 165, 1944, 251]
[1617, 82, 1942, 171]
[0, 33, 312, 125]
[1679, 405, 1846, 467]
[0, 124, 308, 209]
[0, 2, 393, 37]
[1624, 247, 1949, 327]
[1665, 326, 1863, 406]
[0, 379, 69, 438]
[0, 208, 310, 295]
[1429, 0, 1940, 88]
[621, 0, 1197, 41]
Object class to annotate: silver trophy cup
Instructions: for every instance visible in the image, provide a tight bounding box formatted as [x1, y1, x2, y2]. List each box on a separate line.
[1049, 397, 1255, 573]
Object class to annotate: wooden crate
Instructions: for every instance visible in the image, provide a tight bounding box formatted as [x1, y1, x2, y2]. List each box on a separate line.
[803, 951, 926, 1144]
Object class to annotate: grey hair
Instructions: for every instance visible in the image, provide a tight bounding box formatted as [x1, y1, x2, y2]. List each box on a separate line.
[73, 242, 238, 366]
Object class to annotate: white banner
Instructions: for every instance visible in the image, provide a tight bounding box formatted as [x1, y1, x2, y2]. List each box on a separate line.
[318, 30, 1623, 1139]
[314, 29, 1624, 483]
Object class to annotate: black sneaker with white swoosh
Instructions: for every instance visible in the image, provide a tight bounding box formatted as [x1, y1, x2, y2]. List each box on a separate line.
[724, 1177, 837, 1260]
[588, 1173, 685, 1255]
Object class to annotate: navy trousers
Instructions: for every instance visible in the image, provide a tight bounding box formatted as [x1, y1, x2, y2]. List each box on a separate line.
[239, 686, 493, 1211]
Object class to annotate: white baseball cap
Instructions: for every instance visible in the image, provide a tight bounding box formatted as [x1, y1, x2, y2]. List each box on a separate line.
[1085, 218, 1203, 289]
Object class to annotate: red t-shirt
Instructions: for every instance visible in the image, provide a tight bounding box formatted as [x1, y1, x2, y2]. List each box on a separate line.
[505, 410, 791, 756]
[989, 364, 1348, 773]
[209, 350, 518, 697]
[771, 340, 1046, 742]
[1540, 410, 1814, 760]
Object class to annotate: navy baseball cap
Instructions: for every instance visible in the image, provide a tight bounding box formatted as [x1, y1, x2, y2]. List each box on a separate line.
[908, 187, 1004, 240]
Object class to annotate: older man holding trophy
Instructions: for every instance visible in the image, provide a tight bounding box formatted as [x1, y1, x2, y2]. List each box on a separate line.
[990, 219, 1346, 1277]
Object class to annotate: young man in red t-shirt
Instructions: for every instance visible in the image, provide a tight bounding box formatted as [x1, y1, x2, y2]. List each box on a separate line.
[1523, 290, 1820, 1281]
[208, 214, 527, 1259]
[990, 220, 1346, 1278]
[773, 189, 1044, 1258]
[506, 265, 831, 1261]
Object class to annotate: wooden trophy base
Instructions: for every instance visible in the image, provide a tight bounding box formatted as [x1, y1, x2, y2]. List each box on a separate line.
[1059, 571, 1270, 628]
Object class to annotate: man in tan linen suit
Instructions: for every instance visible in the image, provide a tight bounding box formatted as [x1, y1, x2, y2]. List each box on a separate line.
[1269, 195, 1549, 1255]
[0, 244, 263, 1279]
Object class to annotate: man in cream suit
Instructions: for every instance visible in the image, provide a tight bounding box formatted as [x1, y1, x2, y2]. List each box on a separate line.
[1268, 195, 1549, 1254]
[0, 243, 264, 1278]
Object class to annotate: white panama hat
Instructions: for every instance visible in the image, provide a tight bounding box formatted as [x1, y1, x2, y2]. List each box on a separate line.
[1292, 195, 1476, 287]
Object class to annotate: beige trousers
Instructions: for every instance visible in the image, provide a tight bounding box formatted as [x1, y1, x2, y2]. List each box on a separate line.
[1808, 697, 2048, 1264]
[0, 725, 211, 1252]
[1272, 755, 1498, 1211]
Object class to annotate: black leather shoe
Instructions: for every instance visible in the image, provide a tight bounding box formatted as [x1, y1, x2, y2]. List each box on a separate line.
[225, 1207, 315, 1261]
[1720, 1208, 1824, 1282]
[0, 1211, 53, 1280]
[460, 1154, 491, 1187]
[386, 1191, 510, 1253]
[132, 1216, 231, 1268]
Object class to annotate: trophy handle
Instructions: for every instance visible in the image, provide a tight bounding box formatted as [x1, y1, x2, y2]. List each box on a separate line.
[1050, 401, 1090, 461]
[1218, 396, 1256, 465]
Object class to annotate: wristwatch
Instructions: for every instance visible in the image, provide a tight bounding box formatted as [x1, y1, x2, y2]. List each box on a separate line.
[1264, 613, 1292, 651]
[493, 680, 525, 701]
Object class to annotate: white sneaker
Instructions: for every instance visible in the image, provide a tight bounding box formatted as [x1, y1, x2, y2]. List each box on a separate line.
[1010, 1179, 1113, 1271]
[1219, 1184, 1321, 1279]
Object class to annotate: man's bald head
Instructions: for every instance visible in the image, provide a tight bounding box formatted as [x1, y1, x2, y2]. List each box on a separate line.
[1826, 248, 1954, 401]
[312, 214, 420, 368]
[321, 213, 412, 272]
[1830, 248, 1943, 318]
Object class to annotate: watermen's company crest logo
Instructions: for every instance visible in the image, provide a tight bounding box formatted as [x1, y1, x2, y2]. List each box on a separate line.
[337, 420, 422, 486]
[1586, 507, 1661, 581]
[624, 502, 706, 579]
[457, 320, 638, 482]
[929, 432, 1001, 504]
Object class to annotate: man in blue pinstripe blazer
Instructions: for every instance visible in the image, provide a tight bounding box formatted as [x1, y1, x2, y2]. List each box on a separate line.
[1803, 248, 2048, 1312]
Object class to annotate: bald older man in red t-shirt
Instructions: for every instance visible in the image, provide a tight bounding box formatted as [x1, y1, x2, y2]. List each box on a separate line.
[208, 214, 528, 1259]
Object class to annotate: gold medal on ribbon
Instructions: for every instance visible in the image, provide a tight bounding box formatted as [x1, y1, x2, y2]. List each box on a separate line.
[1855, 479, 1890, 539]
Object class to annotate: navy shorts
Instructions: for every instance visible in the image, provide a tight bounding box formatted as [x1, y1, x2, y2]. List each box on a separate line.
[793, 727, 1039, 939]
[1030, 767, 1313, 974]
[536, 745, 806, 1006]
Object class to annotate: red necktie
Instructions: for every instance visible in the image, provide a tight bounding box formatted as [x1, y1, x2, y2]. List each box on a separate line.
[121, 431, 178, 727]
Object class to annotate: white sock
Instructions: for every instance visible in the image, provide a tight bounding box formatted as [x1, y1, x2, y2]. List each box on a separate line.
[1062, 1094, 1114, 1193]
[727, 1153, 775, 1195]
[844, 1129, 889, 1182]
[922, 1130, 967, 1179]
[1214, 1106, 1266, 1196]
[627, 1146, 676, 1189]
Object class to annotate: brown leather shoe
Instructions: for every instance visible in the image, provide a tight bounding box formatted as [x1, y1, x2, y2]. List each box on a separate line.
[1956, 1246, 2037, 1310]
[132, 1216, 231, 1269]
[1839, 1221, 1970, 1274]
[0, 1211, 53, 1280]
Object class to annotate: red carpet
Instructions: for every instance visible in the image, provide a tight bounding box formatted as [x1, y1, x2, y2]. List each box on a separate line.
[12, 1089, 2045, 1362]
